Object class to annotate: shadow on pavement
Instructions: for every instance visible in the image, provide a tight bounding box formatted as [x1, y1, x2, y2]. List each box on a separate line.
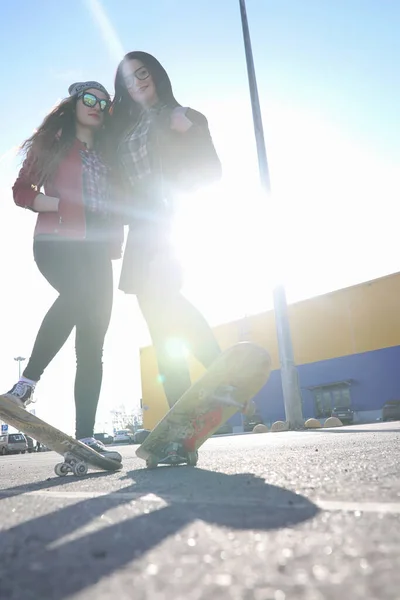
[0, 467, 319, 599]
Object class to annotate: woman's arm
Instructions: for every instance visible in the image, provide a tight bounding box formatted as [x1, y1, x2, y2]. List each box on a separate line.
[173, 108, 222, 183]
[157, 108, 222, 190]
[12, 154, 59, 212]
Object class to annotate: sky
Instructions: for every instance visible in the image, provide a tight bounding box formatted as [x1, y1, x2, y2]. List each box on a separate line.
[0, 0, 399, 435]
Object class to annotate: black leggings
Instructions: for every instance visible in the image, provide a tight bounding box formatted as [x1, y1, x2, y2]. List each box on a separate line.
[137, 292, 221, 407]
[23, 239, 113, 439]
[120, 220, 222, 408]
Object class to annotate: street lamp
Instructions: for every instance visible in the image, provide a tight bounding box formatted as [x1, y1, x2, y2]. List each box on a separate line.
[238, 0, 304, 428]
[14, 356, 26, 379]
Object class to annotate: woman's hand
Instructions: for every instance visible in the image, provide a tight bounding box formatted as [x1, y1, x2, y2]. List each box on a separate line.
[170, 107, 193, 133]
[32, 193, 60, 212]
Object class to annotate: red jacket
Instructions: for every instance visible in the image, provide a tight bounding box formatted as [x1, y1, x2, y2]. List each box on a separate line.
[12, 139, 123, 259]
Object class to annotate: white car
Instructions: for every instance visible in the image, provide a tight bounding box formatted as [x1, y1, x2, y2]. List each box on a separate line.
[113, 429, 134, 444]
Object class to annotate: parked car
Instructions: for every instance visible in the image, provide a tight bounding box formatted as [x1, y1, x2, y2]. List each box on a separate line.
[0, 433, 28, 455]
[113, 429, 135, 444]
[382, 400, 400, 422]
[94, 432, 114, 445]
[133, 429, 150, 444]
[331, 406, 354, 424]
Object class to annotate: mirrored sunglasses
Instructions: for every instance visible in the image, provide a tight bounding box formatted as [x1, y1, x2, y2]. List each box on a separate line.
[80, 92, 110, 112]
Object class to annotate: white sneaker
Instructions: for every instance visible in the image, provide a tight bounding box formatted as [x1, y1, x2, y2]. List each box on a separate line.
[79, 437, 122, 462]
[6, 381, 35, 408]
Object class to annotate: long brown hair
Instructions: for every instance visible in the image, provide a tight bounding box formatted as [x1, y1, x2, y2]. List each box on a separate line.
[21, 94, 109, 184]
[20, 96, 79, 184]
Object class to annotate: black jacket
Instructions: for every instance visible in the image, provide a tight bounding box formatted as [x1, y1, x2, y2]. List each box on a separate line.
[152, 106, 222, 193]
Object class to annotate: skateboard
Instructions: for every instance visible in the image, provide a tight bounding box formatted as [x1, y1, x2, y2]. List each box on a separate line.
[0, 394, 122, 477]
[136, 342, 271, 469]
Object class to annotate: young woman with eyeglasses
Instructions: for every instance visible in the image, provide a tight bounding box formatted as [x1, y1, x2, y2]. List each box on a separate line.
[5, 81, 123, 461]
[109, 52, 222, 420]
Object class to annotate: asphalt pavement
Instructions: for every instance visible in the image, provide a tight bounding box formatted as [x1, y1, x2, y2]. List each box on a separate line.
[0, 421, 399, 600]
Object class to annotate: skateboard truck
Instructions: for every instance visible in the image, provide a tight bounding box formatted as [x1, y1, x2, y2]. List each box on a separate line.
[54, 453, 89, 477]
[164, 443, 186, 465]
[145, 444, 199, 469]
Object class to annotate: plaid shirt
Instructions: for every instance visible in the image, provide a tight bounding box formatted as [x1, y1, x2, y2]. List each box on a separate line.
[118, 104, 169, 190]
[80, 148, 110, 215]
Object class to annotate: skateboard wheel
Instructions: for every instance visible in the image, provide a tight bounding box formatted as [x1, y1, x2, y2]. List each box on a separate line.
[73, 461, 88, 477]
[146, 456, 159, 469]
[187, 451, 198, 467]
[54, 462, 70, 477]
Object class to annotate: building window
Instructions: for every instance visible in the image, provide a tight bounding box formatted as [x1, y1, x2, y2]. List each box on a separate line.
[311, 382, 352, 418]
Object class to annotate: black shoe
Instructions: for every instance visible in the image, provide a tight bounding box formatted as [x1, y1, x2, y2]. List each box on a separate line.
[6, 381, 36, 408]
[79, 437, 122, 462]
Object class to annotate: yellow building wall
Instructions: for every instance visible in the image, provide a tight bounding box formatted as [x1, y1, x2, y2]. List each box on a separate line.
[347, 275, 400, 353]
[141, 271, 400, 429]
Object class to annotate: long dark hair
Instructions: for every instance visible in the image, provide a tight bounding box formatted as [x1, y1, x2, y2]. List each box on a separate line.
[21, 94, 110, 184]
[110, 51, 180, 143]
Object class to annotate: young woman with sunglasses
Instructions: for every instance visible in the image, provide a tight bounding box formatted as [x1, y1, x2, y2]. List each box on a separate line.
[5, 82, 123, 461]
[110, 52, 223, 430]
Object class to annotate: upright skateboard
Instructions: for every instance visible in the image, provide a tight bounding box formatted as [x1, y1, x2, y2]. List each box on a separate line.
[0, 395, 122, 477]
[136, 342, 271, 469]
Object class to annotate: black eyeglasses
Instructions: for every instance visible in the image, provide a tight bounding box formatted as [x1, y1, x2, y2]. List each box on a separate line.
[123, 66, 150, 88]
[79, 92, 110, 112]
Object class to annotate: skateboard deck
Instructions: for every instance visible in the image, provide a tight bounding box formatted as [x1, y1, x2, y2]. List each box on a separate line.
[136, 342, 271, 468]
[0, 394, 122, 477]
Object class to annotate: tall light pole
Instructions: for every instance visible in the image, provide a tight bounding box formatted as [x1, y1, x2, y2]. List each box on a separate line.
[238, 0, 304, 428]
[14, 356, 26, 379]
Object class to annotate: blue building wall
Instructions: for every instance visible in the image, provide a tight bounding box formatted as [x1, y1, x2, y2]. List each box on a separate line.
[250, 345, 400, 424]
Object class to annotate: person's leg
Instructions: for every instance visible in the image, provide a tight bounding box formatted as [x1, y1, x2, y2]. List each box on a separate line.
[72, 246, 121, 461]
[73, 248, 112, 439]
[7, 240, 80, 406]
[163, 292, 221, 368]
[145, 233, 222, 370]
[122, 222, 221, 408]
[137, 291, 221, 407]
